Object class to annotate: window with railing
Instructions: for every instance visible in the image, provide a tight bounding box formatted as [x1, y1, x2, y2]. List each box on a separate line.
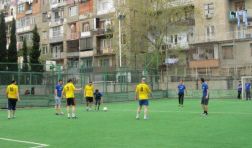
[99, 58, 110, 67]
[16, 16, 34, 29]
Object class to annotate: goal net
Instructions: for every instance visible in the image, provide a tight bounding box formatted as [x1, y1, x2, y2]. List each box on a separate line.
[241, 76, 252, 100]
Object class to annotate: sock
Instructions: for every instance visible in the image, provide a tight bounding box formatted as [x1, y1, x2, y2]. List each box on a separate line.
[144, 115, 147, 119]
[68, 113, 71, 118]
[72, 113, 75, 117]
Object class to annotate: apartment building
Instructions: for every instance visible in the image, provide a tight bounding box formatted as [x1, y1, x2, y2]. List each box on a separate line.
[0, 0, 17, 49]
[189, 0, 252, 76]
[16, 0, 43, 50]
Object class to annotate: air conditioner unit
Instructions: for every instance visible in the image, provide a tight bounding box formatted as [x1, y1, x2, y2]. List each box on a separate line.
[205, 13, 213, 19]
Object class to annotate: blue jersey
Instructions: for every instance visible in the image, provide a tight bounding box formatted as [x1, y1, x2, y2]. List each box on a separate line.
[202, 82, 208, 97]
[245, 83, 251, 91]
[94, 92, 102, 100]
[178, 84, 186, 94]
[55, 84, 63, 97]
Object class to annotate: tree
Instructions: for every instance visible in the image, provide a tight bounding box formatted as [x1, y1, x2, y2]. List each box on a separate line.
[30, 25, 42, 72]
[0, 12, 7, 71]
[117, 0, 195, 70]
[8, 18, 18, 71]
[22, 39, 29, 72]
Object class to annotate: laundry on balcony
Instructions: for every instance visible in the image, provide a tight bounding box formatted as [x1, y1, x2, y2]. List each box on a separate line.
[236, 10, 248, 28]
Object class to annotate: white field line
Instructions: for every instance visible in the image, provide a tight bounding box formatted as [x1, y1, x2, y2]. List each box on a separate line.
[0, 138, 49, 148]
[112, 109, 252, 115]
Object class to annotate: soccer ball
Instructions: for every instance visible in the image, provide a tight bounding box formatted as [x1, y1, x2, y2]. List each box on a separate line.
[103, 107, 108, 112]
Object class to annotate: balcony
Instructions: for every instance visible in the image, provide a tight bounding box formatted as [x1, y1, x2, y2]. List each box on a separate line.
[52, 52, 66, 60]
[18, 0, 31, 4]
[169, 0, 194, 7]
[25, 10, 33, 15]
[97, 8, 116, 16]
[81, 31, 91, 38]
[49, 18, 64, 27]
[49, 34, 64, 43]
[5, 15, 15, 23]
[79, 51, 94, 57]
[50, 2, 66, 9]
[189, 59, 220, 68]
[93, 28, 113, 36]
[67, 33, 80, 41]
[95, 48, 114, 56]
[66, 52, 79, 57]
[190, 28, 252, 44]
[17, 25, 34, 33]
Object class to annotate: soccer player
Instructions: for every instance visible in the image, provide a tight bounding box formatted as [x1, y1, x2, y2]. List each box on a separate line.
[200, 78, 209, 116]
[54, 80, 64, 115]
[237, 81, 242, 99]
[94, 89, 103, 111]
[84, 81, 94, 111]
[135, 78, 152, 120]
[177, 80, 186, 107]
[63, 79, 81, 119]
[245, 81, 251, 100]
[6, 80, 20, 119]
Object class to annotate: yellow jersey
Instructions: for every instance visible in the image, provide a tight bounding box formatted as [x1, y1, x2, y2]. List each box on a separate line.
[63, 82, 76, 98]
[84, 84, 94, 97]
[6, 84, 19, 99]
[135, 83, 151, 100]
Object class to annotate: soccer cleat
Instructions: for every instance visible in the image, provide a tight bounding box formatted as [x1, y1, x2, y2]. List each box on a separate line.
[55, 113, 59, 115]
[136, 115, 140, 120]
[144, 116, 148, 120]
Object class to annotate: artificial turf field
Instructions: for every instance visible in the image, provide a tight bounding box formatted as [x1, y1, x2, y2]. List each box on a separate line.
[0, 99, 252, 148]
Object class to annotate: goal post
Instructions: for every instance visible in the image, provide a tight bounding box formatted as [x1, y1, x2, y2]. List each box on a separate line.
[241, 76, 252, 100]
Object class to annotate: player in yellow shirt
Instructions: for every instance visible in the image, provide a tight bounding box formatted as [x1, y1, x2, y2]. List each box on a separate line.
[6, 80, 20, 119]
[135, 78, 152, 120]
[63, 79, 81, 119]
[84, 81, 94, 111]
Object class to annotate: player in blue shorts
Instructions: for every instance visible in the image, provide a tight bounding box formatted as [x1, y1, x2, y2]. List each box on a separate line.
[54, 80, 64, 115]
[177, 80, 186, 107]
[200, 78, 209, 116]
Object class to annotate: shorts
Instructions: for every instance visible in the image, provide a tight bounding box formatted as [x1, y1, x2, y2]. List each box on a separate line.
[8, 99, 17, 110]
[86, 97, 94, 103]
[201, 96, 209, 105]
[66, 98, 75, 106]
[55, 96, 62, 105]
[139, 100, 149, 106]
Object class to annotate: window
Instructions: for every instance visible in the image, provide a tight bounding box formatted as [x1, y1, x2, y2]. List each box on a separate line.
[204, 3, 214, 18]
[52, 26, 62, 37]
[80, 37, 93, 50]
[206, 25, 215, 39]
[82, 22, 90, 32]
[234, 1, 245, 10]
[100, 59, 110, 67]
[42, 13, 48, 22]
[42, 31, 47, 40]
[69, 6, 77, 17]
[41, 45, 48, 54]
[99, 38, 112, 50]
[17, 4, 25, 13]
[222, 46, 234, 59]
[81, 58, 93, 68]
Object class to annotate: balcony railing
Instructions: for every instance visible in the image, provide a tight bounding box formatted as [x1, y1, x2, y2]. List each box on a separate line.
[49, 18, 64, 27]
[49, 34, 64, 43]
[190, 28, 252, 44]
[229, 9, 252, 22]
[67, 33, 80, 40]
[80, 31, 92, 38]
[52, 52, 66, 60]
[97, 8, 116, 15]
[5, 15, 14, 23]
[189, 59, 220, 68]
[25, 10, 32, 15]
[50, 2, 66, 9]
[169, 0, 194, 7]
[16, 25, 34, 33]
[95, 48, 114, 56]
[66, 52, 79, 57]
